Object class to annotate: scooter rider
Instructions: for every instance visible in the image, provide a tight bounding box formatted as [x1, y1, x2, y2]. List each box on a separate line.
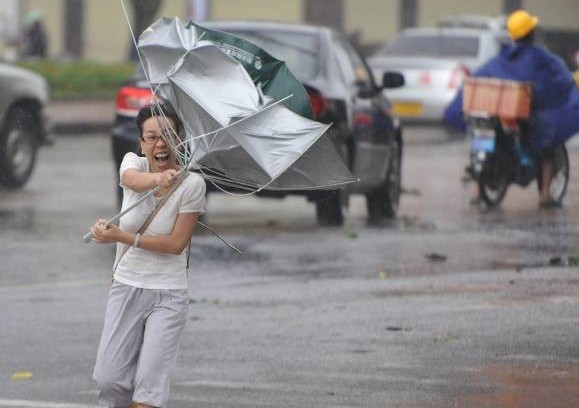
[444, 9, 579, 208]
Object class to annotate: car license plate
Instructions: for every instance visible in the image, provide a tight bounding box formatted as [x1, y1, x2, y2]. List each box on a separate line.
[392, 102, 423, 117]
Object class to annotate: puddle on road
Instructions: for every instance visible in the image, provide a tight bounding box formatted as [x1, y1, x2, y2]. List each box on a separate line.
[382, 209, 579, 277]
[189, 241, 265, 263]
[189, 210, 576, 280]
[0, 209, 35, 231]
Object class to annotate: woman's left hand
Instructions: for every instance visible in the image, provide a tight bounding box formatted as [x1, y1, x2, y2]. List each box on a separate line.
[90, 219, 121, 244]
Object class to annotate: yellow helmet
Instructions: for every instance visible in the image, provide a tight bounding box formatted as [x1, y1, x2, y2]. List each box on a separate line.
[507, 10, 539, 40]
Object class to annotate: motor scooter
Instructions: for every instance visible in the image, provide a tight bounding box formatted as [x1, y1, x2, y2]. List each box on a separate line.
[464, 77, 569, 207]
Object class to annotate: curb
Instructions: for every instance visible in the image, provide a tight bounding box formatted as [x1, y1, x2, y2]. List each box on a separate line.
[47, 98, 115, 136]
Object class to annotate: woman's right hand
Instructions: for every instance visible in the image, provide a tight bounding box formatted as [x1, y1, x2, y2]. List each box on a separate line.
[90, 219, 121, 244]
[155, 169, 179, 188]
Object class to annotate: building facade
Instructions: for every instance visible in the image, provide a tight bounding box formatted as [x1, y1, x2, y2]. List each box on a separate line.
[17, 0, 579, 63]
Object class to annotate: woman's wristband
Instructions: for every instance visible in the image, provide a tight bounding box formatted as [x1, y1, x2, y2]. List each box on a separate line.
[134, 233, 141, 248]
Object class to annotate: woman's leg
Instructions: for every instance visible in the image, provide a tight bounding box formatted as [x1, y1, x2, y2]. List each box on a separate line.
[132, 289, 189, 408]
[539, 151, 556, 205]
[93, 283, 148, 407]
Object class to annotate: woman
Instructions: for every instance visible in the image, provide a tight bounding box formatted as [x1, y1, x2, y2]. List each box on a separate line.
[90, 103, 206, 408]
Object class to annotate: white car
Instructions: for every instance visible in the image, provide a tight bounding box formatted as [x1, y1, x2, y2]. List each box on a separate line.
[0, 63, 51, 188]
[368, 27, 505, 124]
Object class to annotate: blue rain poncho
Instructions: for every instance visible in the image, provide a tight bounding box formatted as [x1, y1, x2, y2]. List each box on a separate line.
[444, 42, 579, 152]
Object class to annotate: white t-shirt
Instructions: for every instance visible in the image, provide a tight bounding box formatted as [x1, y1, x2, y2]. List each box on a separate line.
[113, 153, 206, 289]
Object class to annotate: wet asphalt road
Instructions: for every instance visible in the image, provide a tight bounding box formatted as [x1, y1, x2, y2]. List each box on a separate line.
[0, 129, 579, 407]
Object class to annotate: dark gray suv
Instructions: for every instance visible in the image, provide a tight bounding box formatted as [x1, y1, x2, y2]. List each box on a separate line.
[111, 21, 404, 226]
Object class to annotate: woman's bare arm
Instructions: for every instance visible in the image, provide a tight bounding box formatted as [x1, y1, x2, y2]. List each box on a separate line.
[91, 212, 199, 255]
[122, 168, 178, 192]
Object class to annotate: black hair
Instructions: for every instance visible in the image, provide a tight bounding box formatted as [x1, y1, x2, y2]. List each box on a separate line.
[136, 102, 181, 136]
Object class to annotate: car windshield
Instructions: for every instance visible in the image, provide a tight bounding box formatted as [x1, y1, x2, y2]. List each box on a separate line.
[379, 33, 479, 58]
[218, 29, 320, 80]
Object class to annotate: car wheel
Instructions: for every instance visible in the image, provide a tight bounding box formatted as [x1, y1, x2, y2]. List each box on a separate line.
[366, 139, 401, 223]
[0, 106, 40, 189]
[315, 189, 344, 226]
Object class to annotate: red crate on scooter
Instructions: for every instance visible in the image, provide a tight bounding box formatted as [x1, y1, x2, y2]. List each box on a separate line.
[463, 77, 531, 119]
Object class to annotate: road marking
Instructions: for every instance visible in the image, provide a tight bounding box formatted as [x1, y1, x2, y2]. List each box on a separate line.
[0, 400, 98, 408]
[177, 379, 279, 390]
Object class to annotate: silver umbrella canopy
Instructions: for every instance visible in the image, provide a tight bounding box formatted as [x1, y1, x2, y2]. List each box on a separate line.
[138, 17, 355, 191]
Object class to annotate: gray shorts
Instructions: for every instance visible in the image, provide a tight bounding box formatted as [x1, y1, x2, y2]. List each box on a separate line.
[93, 281, 189, 408]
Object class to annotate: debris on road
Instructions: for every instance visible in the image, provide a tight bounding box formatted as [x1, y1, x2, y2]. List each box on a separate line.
[425, 252, 447, 262]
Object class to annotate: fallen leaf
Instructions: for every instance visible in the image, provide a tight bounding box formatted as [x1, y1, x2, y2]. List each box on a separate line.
[402, 187, 421, 196]
[11, 371, 33, 380]
[344, 228, 358, 239]
[549, 256, 563, 266]
[434, 334, 459, 344]
[425, 252, 447, 262]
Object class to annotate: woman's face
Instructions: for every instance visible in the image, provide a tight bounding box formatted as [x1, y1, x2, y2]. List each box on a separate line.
[139, 116, 179, 173]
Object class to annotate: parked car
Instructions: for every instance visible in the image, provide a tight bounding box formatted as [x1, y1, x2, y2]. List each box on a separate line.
[368, 26, 505, 125]
[111, 21, 404, 226]
[0, 63, 51, 188]
[437, 14, 508, 36]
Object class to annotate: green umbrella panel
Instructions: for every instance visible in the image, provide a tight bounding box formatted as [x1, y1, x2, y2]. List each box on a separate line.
[189, 22, 314, 120]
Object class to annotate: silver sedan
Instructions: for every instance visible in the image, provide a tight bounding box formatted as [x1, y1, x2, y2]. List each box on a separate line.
[369, 27, 504, 124]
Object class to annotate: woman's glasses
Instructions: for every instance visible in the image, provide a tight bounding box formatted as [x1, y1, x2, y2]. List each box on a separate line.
[140, 132, 180, 144]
